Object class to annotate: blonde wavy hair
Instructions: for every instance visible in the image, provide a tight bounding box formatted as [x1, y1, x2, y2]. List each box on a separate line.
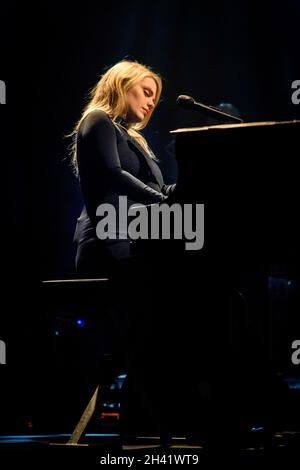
[70, 60, 163, 172]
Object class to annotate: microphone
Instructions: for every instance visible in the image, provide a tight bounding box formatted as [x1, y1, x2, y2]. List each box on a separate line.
[176, 94, 243, 123]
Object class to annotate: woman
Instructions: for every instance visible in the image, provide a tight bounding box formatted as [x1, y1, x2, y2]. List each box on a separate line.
[71, 60, 175, 278]
[70, 60, 177, 438]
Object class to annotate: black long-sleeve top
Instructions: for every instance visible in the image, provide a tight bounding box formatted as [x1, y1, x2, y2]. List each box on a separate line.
[73, 110, 175, 271]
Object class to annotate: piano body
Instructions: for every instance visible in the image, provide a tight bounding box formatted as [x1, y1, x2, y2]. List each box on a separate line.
[130, 121, 300, 422]
[168, 120, 300, 376]
[137, 119, 300, 356]
[168, 120, 300, 269]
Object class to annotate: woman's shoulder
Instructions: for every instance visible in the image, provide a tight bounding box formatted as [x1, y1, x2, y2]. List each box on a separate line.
[79, 109, 114, 137]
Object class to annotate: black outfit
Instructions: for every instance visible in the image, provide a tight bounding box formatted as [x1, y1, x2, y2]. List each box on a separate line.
[73, 110, 177, 436]
[73, 110, 175, 277]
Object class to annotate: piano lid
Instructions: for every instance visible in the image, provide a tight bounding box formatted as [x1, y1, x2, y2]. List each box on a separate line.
[170, 119, 300, 134]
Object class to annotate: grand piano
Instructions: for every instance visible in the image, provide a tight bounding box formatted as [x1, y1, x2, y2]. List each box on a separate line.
[131, 121, 300, 427]
[166, 121, 300, 375]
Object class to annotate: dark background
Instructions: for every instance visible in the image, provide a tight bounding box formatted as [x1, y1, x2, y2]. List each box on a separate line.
[0, 0, 299, 434]
[36, 0, 300, 279]
[2, 0, 300, 279]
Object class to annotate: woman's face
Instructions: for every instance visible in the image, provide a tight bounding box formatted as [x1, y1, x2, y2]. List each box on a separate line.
[125, 77, 157, 124]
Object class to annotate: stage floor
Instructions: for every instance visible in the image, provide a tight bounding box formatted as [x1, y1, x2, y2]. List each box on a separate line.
[0, 430, 299, 466]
